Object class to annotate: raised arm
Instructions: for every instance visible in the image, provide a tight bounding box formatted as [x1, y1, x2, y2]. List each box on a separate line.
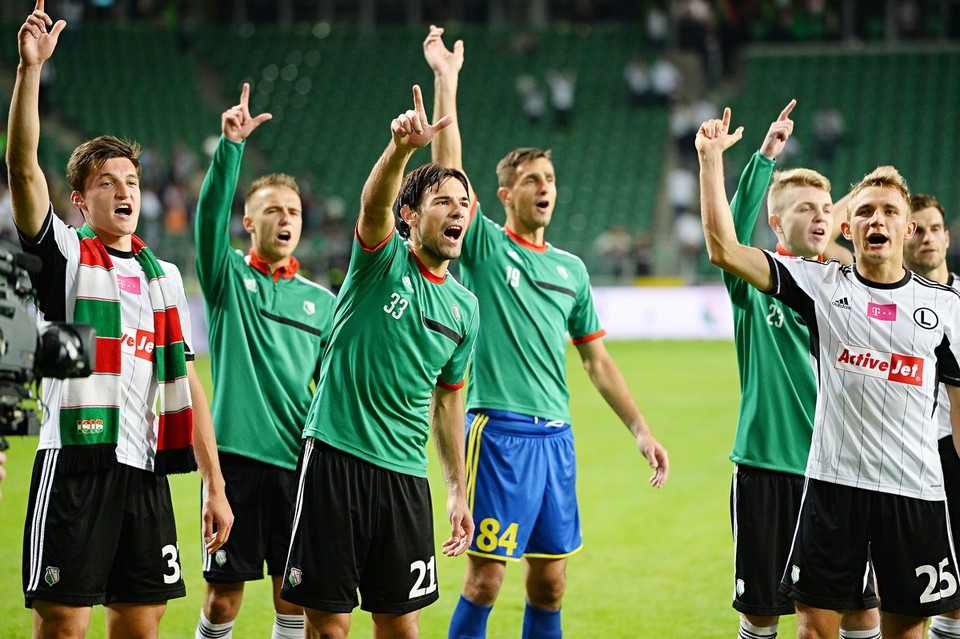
[576, 339, 668, 487]
[728, 100, 796, 243]
[697, 108, 773, 291]
[423, 25, 473, 196]
[195, 83, 272, 294]
[358, 85, 451, 247]
[823, 189, 854, 264]
[7, 1, 66, 239]
[431, 386, 474, 557]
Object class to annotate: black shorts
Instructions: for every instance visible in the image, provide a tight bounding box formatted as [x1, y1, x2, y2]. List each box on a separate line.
[202, 452, 297, 583]
[280, 439, 439, 614]
[780, 478, 959, 617]
[731, 465, 876, 617]
[22, 449, 185, 608]
[939, 435, 960, 544]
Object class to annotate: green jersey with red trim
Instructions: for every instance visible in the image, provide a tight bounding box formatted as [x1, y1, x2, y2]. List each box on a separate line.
[459, 201, 603, 423]
[303, 230, 479, 477]
[723, 151, 815, 475]
[195, 136, 337, 471]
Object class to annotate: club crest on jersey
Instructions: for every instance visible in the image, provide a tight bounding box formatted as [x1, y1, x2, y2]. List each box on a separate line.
[507, 250, 522, 264]
[288, 567, 303, 587]
[244, 278, 257, 293]
[914, 307, 939, 330]
[44, 566, 60, 587]
[452, 304, 461, 321]
[214, 550, 227, 566]
[834, 343, 923, 386]
[303, 300, 316, 316]
[402, 275, 414, 292]
[557, 266, 569, 280]
[866, 302, 897, 321]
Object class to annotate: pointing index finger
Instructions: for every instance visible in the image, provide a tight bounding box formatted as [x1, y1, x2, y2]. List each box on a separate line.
[722, 107, 732, 131]
[778, 99, 797, 121]
[412, 84, 425, 118]
[35, 0, 44, 13]
[239, 82, 250, 110]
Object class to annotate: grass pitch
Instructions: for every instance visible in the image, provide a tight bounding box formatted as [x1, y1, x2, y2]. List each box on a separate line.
[0, 340, 795, 638]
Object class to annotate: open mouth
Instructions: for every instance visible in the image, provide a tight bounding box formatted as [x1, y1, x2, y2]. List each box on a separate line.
[278, 231, 291, 242]
[867, 233, 888, 246]
[115, 205, 133, 217]
[536, 200, 551, 212]
[811, 228, 826, 237]
[443, 225, 463, 241]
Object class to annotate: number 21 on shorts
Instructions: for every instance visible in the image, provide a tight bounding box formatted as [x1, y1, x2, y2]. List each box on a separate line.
[476, 517, 520, 556]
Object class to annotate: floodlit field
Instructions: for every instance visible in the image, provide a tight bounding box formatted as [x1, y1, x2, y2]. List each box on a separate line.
[0, 340, 802, 638]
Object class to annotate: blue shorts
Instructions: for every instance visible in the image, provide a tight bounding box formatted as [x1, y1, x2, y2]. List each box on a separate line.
[465, 410, 582, 562]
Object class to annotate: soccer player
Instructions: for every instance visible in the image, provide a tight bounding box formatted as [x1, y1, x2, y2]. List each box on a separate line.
[721, 101, 879, 639]
[901, 193, 960, 639]
[278, 85, 478, 638]
[698, 107, 960, 639]
[423, 26, 668, 639]
[193, 84, 337, 639]
[8, 3, 232, 637]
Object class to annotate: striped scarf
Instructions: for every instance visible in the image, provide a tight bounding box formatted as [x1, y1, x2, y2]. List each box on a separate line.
[57, 224, 196, 475]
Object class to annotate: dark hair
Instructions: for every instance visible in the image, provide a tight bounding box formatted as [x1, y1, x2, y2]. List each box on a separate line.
[496, 147, 551, 187]
[394, 163, 469, 238]
[910, 193, 946, 223]
[66, 135, 142, 193]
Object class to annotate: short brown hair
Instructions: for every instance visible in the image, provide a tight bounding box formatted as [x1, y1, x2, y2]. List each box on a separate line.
[245, 173, 300, 201]
[66, 135, 141, 193]
[767, 168, 831, 218]
[496, 147, 552, 187]
[910, 193, 946, 223]
[846, 166, 911, 219]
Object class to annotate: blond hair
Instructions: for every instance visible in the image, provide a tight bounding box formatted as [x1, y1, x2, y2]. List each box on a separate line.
[766, 168, 831, 218]
[245, 173, 300, 201]
[846, 166, 910, 219]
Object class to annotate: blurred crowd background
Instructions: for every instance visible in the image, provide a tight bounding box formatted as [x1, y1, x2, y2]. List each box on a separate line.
[1, 0, 959, 290]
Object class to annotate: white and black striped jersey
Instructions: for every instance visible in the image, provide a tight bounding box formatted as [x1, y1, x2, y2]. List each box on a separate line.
[934, 272, 960, 441]
[765, 252, 960, 501]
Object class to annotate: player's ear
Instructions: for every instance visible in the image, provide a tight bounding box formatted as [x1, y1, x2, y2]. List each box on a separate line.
[496, 186, 511, 207]
[242, 214, 254, 234]
[70, 191, 85, 212]
[768, 213, 782, 234]
[904, 220, 917, 240]
[840, 220, 852, 241]
[400, 204, 417, 227]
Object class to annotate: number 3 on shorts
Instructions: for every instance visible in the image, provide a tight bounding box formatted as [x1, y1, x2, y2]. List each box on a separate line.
[161, 543, 181, 584]
[476, 517, 519, 556]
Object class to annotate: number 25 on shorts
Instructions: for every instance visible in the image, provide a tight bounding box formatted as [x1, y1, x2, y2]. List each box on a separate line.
[476, 517, 519, 556]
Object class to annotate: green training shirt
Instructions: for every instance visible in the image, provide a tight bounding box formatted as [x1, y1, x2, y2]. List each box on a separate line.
[723, 152, 815, 475]
[303, 230, 480, 477]
[459, 202, 604, 423]
[195, 136, 337, 471]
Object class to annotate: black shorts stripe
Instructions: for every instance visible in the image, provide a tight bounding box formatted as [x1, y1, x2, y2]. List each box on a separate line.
[28, 449, 59, 592]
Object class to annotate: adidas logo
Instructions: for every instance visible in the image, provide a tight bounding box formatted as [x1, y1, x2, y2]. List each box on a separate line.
[832, 297, 851, 310]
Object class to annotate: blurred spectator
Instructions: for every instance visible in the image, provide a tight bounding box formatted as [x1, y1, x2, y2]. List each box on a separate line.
[546, 69, 576, 132]
[624, 57, 651, 108]
[814, 105, 845, 163]
[646, 2, 670, 52]
[0, 182, 15, 243]
[667, 166, 697, 217]
[673, 209, 705, 284]
[593, 224, 634, 281]
[670, 102, 699, 170]
[635, 232, 654, 277]
[139, 185, 163, 247]
[650, 54, 682, 106]
[516, 74, 547, 124]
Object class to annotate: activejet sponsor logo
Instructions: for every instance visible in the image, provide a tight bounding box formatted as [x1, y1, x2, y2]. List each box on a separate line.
[835, 343, 923, 386]
[121, 327, 156, 362]
[867, 302, 897, 321]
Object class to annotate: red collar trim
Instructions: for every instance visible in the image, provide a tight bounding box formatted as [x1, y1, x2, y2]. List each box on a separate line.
[248, 249, 300, 281]
[776, 243, 823, 262]
[505, 226, 547, 253]
[410, 248, 446, 284]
